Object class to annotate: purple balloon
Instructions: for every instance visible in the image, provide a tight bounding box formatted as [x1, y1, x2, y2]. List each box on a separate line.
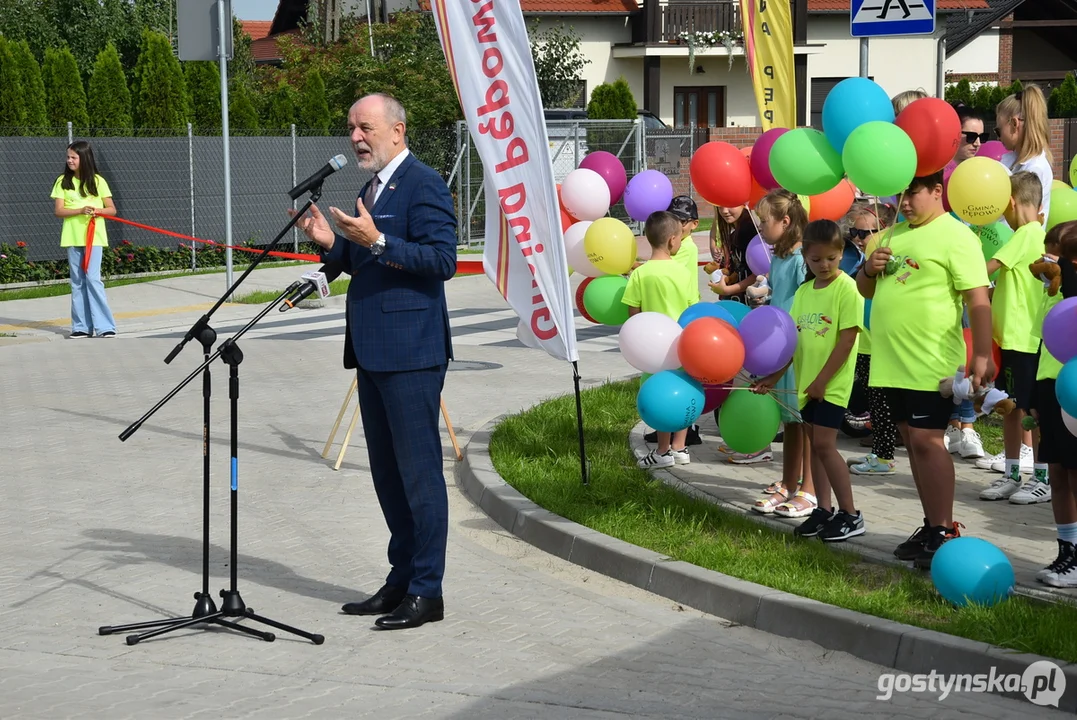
[1044, 297, 1077, 364]
[623, 170, 674, 222]
[739, 306, 798, 377]
[580, 151, 628, 204]
[746, 234, 771, 276]
[703, 383, 733, 414]
[750, 128, 788, 190]
[976, 140, 1007, 162]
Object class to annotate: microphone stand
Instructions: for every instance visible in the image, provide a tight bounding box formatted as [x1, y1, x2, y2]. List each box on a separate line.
[100, 187, 326, 646]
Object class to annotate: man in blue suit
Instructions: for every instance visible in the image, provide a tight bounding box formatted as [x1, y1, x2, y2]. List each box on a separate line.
[297, 93, 457, 630]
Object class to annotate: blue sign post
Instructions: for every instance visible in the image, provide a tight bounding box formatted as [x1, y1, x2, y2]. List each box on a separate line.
[851, 0, 936, 37]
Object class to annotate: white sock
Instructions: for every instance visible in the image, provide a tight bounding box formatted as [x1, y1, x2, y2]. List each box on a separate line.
[1005, 459, 1020, 479]
[1034, 463, 1049, 483]
[1059, 522, 1077, 545]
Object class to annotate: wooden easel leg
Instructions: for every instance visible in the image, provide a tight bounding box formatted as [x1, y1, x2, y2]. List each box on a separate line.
[441, 397, 462, 461]
[334, 400, 362, 471]
[323, 376, 358, 459]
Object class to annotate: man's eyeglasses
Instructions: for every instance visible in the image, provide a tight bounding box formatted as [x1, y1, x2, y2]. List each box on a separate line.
[848, 228, 876, 241]
[963, 131, 990, 144]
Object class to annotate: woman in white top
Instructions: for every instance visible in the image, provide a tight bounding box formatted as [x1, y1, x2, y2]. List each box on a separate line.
[996, 85, 1053, 226]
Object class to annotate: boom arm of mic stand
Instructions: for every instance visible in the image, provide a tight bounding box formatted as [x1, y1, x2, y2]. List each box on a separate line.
[121, 282, 303, 442]
[163, 186, 324, 365]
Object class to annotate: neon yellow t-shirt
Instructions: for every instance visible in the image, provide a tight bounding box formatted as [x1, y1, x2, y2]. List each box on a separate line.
[674, 235, 699, 280]
[622, 258, 697, 321]
[868, 213, 989, 391]
[791, 273, 863, 408]
[991, 222, 1045, 353]
[1035, 291, 1063, 381]
[51, 175, 112, 248]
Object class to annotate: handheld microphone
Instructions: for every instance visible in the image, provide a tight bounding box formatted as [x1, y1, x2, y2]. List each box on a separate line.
[280, 263, 344, 311]
[289, 154, 348, 200]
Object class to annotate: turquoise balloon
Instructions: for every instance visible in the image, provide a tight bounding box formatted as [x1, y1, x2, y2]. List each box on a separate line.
[678, 301, 737, 328]
[822, 77, 895, 154]
[637, 369, 705, 433]
[864, 298, 872, 331]
[717, 300, 752, 327]
[843, 121, 917, 198]
[931, 537, 1014, 607]
[1056, 359, 1077, 417]
[768, 128, 844, 196]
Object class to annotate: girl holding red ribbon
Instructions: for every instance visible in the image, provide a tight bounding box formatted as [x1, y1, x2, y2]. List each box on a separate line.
[51, 141, 117, 338]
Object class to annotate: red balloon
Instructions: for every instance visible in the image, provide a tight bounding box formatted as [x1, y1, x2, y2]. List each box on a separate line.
[809, 179, 856, 222]
[895, 98, 962, 176]
[703, 383, 733, 414]
[741, 146, 767, 208]
[690, 142, 752, 208]
[575, 278, 598, 323]
[962, 327, 1002, 382]
[677, 317, 745, 385]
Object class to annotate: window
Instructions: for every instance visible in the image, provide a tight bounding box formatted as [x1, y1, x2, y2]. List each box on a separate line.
[673, 86, 725, 128]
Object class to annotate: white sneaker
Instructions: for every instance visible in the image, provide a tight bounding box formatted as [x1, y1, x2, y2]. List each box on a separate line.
[638, 449, 674, 469]
[945, 425, 962, 454]
[669, 448, 690, 465]
[992, 445, 1035, 473]
[1039, 540, 1076, 582]
[1009, 477, 1051, 504]
[976, 450, 1005, 471]
[980, 474, 1022, 500]
[959, 429, 984, 459]
[1045, 556, 1077, 588]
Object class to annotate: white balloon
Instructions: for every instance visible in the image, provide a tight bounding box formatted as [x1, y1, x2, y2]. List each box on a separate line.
[1063, 409, 1077, 438]
[618, 312, 683, 374]
[564, 221, 603, 277]
[561, 168, 612, 221]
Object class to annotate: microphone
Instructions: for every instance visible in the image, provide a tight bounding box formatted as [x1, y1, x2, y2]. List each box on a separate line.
[289, 154, 348, 200]
[280, 263, 344, 311]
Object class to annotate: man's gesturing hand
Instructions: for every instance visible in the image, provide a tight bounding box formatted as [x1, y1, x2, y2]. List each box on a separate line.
[328, 197, 380, 248]
[290, 204, 334, 250]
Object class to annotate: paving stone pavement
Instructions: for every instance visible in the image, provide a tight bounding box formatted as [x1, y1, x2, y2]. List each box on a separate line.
[0, 269, 1062, 718]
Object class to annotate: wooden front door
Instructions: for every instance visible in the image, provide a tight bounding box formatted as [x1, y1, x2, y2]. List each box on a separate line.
[673, 86, 726, 128]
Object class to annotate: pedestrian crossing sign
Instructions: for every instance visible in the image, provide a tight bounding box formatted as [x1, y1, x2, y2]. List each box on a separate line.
[851, 0, 936, 37]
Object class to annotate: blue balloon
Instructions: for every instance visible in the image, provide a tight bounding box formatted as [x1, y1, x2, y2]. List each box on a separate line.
[1056, 359, 1077, 417]
[717, 300, 752, 327]
[821, 77, 895, 154]
[637, 369, 705, 433]
[931, 537, 1014, 607]
[678, 301, 737, 329]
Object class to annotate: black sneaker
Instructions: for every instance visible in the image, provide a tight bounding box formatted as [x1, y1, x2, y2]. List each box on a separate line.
[893, 518, 929, 560]
[913, 524, 961, 570]
[70, 331, 90, 339]
[99, 331, 116, 338]
[794, 507, 835, 538]
[1037, 539, 1076, 582]
[819, 510, 866, 542]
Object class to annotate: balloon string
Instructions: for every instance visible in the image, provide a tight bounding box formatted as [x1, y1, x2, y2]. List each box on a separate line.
[743, 202, 773, 263]
[879, 191, 906, 249]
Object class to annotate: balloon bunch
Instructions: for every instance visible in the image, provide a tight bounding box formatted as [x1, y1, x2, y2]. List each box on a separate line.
[1043, 299, 1077, 436]
[561, 151, 680, 326]
[1044, 157, 1077, 232]
[624, 301, 799, 454]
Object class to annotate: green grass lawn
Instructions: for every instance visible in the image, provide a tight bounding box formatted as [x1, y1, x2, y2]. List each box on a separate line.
[489, 379, 1077, 664]
[232, 277, 351, 305]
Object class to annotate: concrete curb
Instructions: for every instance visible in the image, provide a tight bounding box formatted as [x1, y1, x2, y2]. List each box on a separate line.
[458, 417, 1077, 712]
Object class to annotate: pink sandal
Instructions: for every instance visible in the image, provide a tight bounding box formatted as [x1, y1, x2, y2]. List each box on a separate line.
[752, 490, 788, 514]
[773, 491, 818, 518]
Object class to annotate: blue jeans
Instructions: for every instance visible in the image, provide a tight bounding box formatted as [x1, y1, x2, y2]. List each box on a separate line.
[68, 246, 116, 335]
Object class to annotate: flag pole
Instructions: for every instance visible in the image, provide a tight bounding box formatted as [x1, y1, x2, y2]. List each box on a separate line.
[572, 361, 589, 485]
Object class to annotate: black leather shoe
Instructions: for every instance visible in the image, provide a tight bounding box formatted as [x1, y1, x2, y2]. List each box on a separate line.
[374, 594, 444, 630]
[341, 584, 406, 616]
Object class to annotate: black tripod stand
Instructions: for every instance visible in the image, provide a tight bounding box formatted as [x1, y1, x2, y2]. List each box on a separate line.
[100, 190, 327, 646]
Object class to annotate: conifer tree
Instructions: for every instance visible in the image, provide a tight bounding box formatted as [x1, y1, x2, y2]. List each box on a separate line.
[297, 70, 330, 134]
[10, 39, 47, 130]
[132, 30, 188, 130]
[88, 43, 132, 133]
[42, 46, 89, 128]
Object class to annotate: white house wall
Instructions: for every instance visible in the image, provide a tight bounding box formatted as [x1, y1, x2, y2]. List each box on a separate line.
[947, 29, 999, 76]
[530, 16, 640, 107]
[657, 55, 760, 127]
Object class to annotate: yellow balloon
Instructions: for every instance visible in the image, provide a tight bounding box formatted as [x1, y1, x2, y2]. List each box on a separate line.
[1053, 179, 1071, 192]
[584, 218, 636, 275]
[948, 157, 1010, 226]
[1048, 187, 1077, 231]
[796, 193, 812, 217]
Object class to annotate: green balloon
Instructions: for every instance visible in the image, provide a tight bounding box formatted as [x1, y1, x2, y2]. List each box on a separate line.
[1048, 187, 1077, 231]
[768, 128, 845, 196]
[582, 275, 630, 325]
[977, 221, 1014, 262]
[717, 390, 781, 454]
[842, 121, 917, 197]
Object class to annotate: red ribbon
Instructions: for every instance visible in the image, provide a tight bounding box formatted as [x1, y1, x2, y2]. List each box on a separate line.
[83, 216, 95, 272]
[96, 215, 321, 262]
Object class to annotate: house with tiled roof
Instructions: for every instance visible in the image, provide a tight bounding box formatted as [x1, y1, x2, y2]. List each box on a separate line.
[244, 0, 1047, 129]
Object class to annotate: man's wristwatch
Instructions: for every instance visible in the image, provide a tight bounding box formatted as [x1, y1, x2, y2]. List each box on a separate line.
[370, 233, 386, 256]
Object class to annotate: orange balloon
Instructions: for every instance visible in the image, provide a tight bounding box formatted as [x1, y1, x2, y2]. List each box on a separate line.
[809, 179, 856, 222]
[677, 317, 745, 385]
[741, 146, 767, 209]
[963, 328, 1002, 382]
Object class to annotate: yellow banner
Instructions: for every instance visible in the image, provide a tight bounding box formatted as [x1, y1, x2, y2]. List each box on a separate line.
[740, 0, 796, 130]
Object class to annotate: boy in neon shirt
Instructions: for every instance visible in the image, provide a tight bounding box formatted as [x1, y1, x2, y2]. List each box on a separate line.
[667, 195, 702, 302]
[625, 211, 698, 469]
[857, 170, 993, 570]
[981, 171, 1048, 502]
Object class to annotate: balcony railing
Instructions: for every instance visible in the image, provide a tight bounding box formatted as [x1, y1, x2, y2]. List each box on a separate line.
[640, 0, 742, 44]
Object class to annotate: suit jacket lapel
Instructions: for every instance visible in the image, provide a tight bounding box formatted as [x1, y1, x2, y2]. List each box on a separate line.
[371, 153, 417, 216]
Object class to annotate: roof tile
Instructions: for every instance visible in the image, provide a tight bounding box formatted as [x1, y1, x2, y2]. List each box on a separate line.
[241, 20, 273, 41]
[809, 0, 987, 10]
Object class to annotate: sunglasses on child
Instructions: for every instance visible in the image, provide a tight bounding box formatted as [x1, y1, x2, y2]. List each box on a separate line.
[847, 228, 876, 240]
[963, 131, 990, 144]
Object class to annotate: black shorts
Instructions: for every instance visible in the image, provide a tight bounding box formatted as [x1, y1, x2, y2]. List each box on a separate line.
[880, 388, 953, 430]
[800, 399, 847, 429]
[999, 349, 1038, 412]
[1034, 379, 1077, 469]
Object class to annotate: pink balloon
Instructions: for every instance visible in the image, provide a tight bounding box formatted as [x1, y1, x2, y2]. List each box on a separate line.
[580, 151, 628, 204]
[976, 140, 1007, 162]
[750, 128, 789, 191]
[703, 383, 732, 414]
[942, 161, 955, 212]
